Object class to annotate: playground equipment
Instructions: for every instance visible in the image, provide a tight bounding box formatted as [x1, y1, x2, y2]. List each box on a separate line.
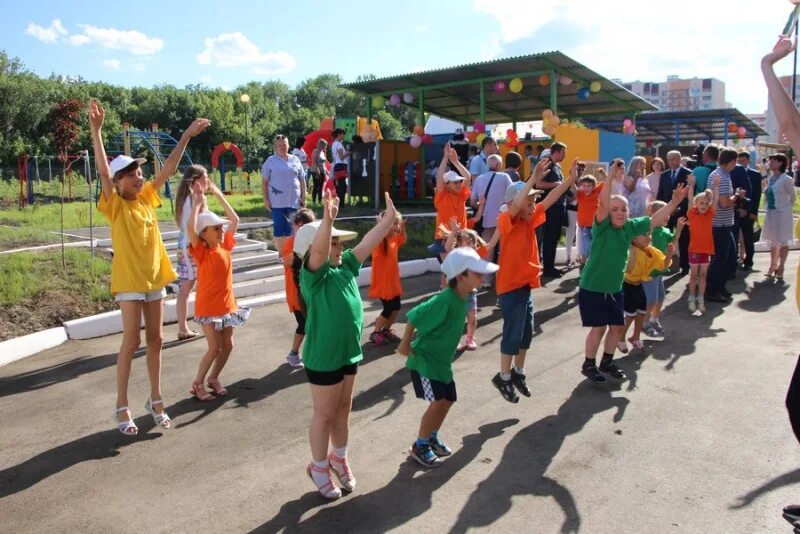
[107, 122, 194, 212]
[210, 142, 250, 194]
[17, 152, 87, 208]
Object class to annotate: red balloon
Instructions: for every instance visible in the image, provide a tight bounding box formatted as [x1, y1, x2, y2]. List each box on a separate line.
[422, 133, 433, 145]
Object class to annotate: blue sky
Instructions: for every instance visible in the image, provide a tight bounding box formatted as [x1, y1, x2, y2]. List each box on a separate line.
[1, 0, 796, 114]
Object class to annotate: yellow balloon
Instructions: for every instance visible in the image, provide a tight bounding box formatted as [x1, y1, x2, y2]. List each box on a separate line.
[542, 108, 553, 119]
[509, 78, 523, 93]
[476, 133, 487, 144]
[589, 81, 602, 92]
[372, 95, 385, 108]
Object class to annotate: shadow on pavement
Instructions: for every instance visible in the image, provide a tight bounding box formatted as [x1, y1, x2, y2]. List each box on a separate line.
[450, 381, 629, 534]
[737, 278, 788, 313]
[248, 418, 519, 533]
[729, 467, 800, 510]
[654, 295, 725, 372]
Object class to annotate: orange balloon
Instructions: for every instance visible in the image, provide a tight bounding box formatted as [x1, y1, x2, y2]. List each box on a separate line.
[467, 131, 478, 143]
[538, 74, 550, 86]
[413, 125, 424, 136]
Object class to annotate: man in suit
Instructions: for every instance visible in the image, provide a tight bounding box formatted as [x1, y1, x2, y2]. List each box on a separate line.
[736, 151, 763, 271]
[657, 150, 692, 274]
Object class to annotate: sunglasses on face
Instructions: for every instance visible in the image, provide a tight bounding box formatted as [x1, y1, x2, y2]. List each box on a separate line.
[274, 135, 287, 141]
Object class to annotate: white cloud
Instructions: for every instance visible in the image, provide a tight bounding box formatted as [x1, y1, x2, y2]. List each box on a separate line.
[68, 24, 163, 55]
[103, 59, 121, 70]
[25, 19, 67, 43]
[474, 0, 793, 113]
[197, 32, 295, 74]
[200, 74, 214, 83]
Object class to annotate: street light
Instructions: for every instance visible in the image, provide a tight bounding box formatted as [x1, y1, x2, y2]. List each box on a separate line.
[240, 93, 250, 169]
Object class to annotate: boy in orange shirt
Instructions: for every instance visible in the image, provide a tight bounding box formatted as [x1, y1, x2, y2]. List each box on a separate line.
[368, 212, 406, 345]
[431, 143, 472, 285]
[686, 176, 720, 314]
[491, 158, 578, 403]
[574, 174, 605, 263]
[284, 208, 315, 368]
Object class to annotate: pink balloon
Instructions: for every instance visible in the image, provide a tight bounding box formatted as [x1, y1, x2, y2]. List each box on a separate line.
[409, 135, 422, 148]
[559, 75, 573, 86]
[494, 81, 506, 93]
[737, 126, 747, 136]
[473, 120, 486, 133]
[390, 94, 401, 106]
[623, 119, 632, 128]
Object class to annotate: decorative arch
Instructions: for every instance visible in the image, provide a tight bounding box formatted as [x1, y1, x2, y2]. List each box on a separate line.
[211, 142, 244, 170]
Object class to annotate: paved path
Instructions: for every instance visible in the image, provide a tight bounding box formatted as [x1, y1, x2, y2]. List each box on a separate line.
[1, 253, 799, 533]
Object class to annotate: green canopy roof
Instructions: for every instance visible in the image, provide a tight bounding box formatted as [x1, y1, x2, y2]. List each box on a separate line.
[341, 51, 656, 125]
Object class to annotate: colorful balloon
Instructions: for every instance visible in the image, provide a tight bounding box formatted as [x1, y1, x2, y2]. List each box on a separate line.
[413, 125, 424, 136]
[372, 95, 385, 108]
[623, 118, 632, 128]
[542, 108, 554, 119]
[473, 120, 486, 133]
[589, 81, 602, 92]
[467, 131, 478, 143]
[509, 78, 523, 93]
[728, 122, 737, 133]
[403, 92, 414, 104]
[409, 135, 422, 148]
[737, 126, 747, 137]
[559, 75, 573, 86]
[476, 133, 487, 145]
[542, 125, 556, 136]
[538, 74, 550, 87]
[389, 94, 401, 106]
[422, 133, 433, 145]
[494, 80, 506, 93]
[577, 88, 591, 100]
[549, 116, 560, 127]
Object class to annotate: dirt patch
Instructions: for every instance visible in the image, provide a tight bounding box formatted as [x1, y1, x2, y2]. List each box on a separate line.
[0, 290, 117, 341]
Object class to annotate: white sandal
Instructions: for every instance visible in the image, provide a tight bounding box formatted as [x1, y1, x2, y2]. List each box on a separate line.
[145, 398, 171, 429]
[307, 463, 342, 500]
[114, 406, 138, 436]
[329, 453, 356, 492]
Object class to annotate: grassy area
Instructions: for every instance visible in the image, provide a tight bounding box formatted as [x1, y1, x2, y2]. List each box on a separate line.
[0, 248, 114, 341]
[334, 217, 436, 264]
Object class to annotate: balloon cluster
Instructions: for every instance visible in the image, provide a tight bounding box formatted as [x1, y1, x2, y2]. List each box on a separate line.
[622, 118, 636, 135]
[728, 122, 747, 139]
[506, 129, 520, 147]
[377, 93, 415, 108]
[409, 133, 433, 148]
[541, 108, 561, 137]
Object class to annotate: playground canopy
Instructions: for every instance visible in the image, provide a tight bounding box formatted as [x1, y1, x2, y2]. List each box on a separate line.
[582, 109, 769, 144]
[341, 51, 656, 126]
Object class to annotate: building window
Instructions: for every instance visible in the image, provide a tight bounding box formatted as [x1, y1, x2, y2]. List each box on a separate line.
[702, 78, 712, 89]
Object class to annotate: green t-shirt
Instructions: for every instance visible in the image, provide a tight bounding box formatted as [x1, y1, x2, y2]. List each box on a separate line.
[650, 226, 674, 277]
[692, 163, 717, 193]
[579, 215, 651, 293]
[300, 249, 364, 372]
[405, 287, 467, 384]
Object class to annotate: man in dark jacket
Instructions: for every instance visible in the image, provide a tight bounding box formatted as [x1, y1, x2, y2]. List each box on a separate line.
[736, 151, 763, 270]
[657, 150, 692, 274]
[729, 162, 753, 277]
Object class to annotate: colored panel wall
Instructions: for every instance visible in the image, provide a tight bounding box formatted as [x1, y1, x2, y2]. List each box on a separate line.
[554, 126, 600, 162]
[598, 130, 635, 164]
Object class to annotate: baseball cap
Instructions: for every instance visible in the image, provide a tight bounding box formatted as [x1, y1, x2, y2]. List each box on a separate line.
[539, 149, 551, 159]
[503, 181, 544, 203]
[109, 155, 147, 176]
[196, 211, 230, 233]
[441, 247, 499, 280]
[292, 221, 358, 256]
[443, 170, 465, 182]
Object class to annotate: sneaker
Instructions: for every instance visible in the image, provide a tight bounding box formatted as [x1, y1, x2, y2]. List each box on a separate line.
[410, 442, 442, 468]
[381, 328, 401, 342]
[429, 435, 452, 457]
[464, 337, 477, 351]
[696, 297, 706, 313]
[581, 363, 607, 383]
[599, 359, 626, 381]
[688, 295, 697, 313]
[627, 337, 644, 350]
[491, 373, 519, 403]
[510, 368, 532, 397]
[369, 331, 387, 346]
[617, 341, 629, 354]
[652, 319, 664, 335]
[286, 351, 304, 369]
[784, 504, 800, 524]
[719, 288, 733, 299]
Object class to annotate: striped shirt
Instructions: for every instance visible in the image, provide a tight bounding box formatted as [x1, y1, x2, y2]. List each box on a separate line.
[710, 168, 734, 227]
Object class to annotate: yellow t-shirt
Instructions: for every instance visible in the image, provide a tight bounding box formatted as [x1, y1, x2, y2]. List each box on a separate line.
[625, 245, 667, 284]
[98, 182, 176, 294]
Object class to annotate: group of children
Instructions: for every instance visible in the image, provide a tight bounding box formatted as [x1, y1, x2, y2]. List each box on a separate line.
[91, 95, 735, 499]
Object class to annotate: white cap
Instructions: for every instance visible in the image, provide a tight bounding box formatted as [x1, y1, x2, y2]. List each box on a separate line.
[443, 170, 465, 182]
[441, 247, 498, 280]
[196, 211, 230, 233]
[539, 149, 551, 159]
[503, 181, 544, 203]
[109, 155, 146, 176]
[292, 221, 358, 256]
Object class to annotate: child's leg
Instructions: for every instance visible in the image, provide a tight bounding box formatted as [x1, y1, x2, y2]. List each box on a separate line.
[698, 264, 709, 297]
[195, 323, 222, 384]
[631, 314, 645, 341]
[513, 349, 528, 372]
[384, 309, 400, 331]
[620, 316, 634, 341]
[208, 327, 234, 381]
[604, 325, 624, 355]
[688, 264, 699, 296]
[291, 333, 304, 354]
[466, 309, 477, 339]
[584, 326, 607, 361]
[418, 399, 454, 438]
[176, 279, 196, 335]
[142, 299, 166, 411]
[291, 311, 306, 354]
[330, 373, 357, 450]
[116, 301, 144, 418]
[309, 381, 345, 461]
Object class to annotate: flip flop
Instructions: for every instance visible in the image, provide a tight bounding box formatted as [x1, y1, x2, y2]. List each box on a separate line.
[177, 331, 200, 340]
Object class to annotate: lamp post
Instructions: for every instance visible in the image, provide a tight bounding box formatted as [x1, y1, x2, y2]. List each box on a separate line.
[240, 93, 250, 169]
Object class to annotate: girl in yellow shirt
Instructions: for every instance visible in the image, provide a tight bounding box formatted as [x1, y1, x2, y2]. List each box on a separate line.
[89, 99, 210, 435]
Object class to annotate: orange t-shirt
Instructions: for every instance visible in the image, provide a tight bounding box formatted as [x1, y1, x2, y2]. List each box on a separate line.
[687, 207, 715, 255]
[577, 182, 604, 228]
[476, 244, 489, 259]
[190, 232, 238, 317]
[283, 236, 301, 313]
[495, 204, 547, 294]
[368, 233, 406, 300]
[434, 187, 471, 239]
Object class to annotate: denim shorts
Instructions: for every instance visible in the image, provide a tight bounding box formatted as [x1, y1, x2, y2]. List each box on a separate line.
[578, 288, 624, 327]
[115, 287, 167, 302]
[642, 276, 665, 306]
[498, 286, 534, 355]
[271, 207, 297, 238]
[579, 226, 593, 258]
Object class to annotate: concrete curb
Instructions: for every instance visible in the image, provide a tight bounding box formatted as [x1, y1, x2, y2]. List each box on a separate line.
[0, 327, 68, 367]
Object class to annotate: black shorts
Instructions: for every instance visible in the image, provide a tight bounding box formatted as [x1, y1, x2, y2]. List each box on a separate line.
[380, 296, 402, 318]
[293, 310, 306, 335]
[410, 370, 457, 402]
[622, 282, 647, 317]
[305, 363, 358, 386]
[578, 288, 624, 327]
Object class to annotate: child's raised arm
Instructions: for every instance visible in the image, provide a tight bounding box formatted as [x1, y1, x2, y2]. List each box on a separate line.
[595, 167, 613, 223]
[650, 184, 687, 229]
[307, 189, 338, 272]
[435, 143, 451, 192]
[207, 182, 239, 236]
[712, 175, 720, 207]
[88, 99, 113, 200]
[509, 158, 550, 218]
[187, 189, 205, 249]
[152, 118, 211, 190]
[540, 158, 579, 211]
[448, 146, 472, 185]
[673, 216, 687, 246]
[353, 193, 399, 263]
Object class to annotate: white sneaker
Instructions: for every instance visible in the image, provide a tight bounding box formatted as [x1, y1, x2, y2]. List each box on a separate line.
[688, 295, 697, 313]
[697, 297, 706, 313]
[286, 351, 304, 369]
